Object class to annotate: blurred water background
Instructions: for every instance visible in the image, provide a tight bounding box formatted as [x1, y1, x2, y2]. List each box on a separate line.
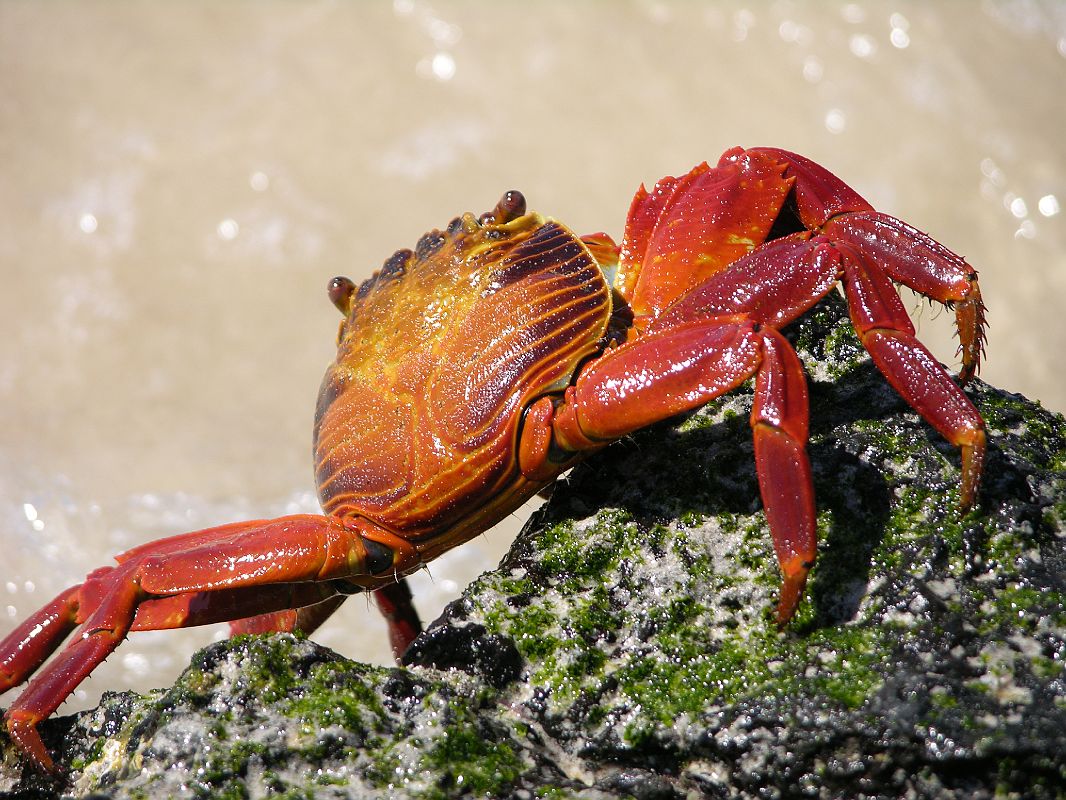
[1, 1, 1064, 713]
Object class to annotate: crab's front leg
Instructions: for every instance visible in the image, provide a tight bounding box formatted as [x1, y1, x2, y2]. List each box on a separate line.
[1, 514, 418, 771]
[519, 314, 818, 626]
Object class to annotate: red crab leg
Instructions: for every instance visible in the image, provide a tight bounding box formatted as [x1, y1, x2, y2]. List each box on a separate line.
[752, 329, 816, 623]
[840, 245, 986, 509]
[0, 586, 81, 697]
[540, 317, 817, 624]
[824, 212, 986, 381]
[0, 522, 355, 694]
[551, 317, 764, 442]
[226, 578, 422, 660]
[373, 579, 423, 661]
[752, 147, 986, 382]
[651, 232, 842, 331]
[227, 594, 349, 637]
[132, 582, 343, 632]
[127, 521, 419, 644]
[2, 513, 419, 772]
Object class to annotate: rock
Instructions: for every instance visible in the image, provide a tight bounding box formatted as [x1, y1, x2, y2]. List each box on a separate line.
[3, 295, 1065, 799]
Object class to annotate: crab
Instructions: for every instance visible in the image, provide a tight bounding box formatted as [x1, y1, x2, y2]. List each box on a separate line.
[0, 147, 986, 772]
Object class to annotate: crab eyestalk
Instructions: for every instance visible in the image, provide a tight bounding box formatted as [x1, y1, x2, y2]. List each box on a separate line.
[479, 190, 527, 226]
[328, 276, 356, 315]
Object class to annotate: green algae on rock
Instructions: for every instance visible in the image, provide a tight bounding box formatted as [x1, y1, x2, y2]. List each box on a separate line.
[2, 294, 1065, 799]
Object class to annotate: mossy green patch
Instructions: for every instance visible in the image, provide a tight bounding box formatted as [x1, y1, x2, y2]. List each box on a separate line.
[414, 695, 525, 800]
[197, 738, 269, 788]
[613, 613, 889, 739]
[419, 726, 523, 798]
[535, 510, 646, 582]
[285, 658, 389, 737]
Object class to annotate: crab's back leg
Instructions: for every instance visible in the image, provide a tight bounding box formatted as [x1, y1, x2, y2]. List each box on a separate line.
[841, 246, 986, 509]
[213, 593, 348, 638]
[372, 580, 423, 661]
[751, 328, 817, 623]
[124, 518, 422, 651]
[228, 579, 422, 661]
[752, 146, 986, 382]
[0, 586, 81, 698]
[824, 212, 986, 381]
[2, 513, 418, 771]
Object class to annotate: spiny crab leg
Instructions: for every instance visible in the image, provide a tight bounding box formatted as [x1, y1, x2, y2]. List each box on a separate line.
[753, 147, 987, 382]
[1, 514, 420, 772]
[840, 244, 986, 509]
[823, 211, 986, 382]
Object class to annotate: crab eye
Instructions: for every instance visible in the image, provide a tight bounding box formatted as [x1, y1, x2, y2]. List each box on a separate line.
[493, 190, 526, 223]
[328, 276, 356, 314]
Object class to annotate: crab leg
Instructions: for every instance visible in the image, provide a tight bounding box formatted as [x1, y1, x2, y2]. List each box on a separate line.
[824, 212, 986, 381]
[227, 579, 422, 661]
[2, 513, 418, 771]
[753, 146, 986, 382]
[227, 594, 350, 637]
[0, 520, 355, 694]
[372, 579, 423, 661]
[840, 246, 986, 509]
[0, 586, 81, 698]
[751, 329, 817, 623]
[552, 318, 763, 442]
[132, 582, 343, 632]
[539, 316, 817, 624]
[123, 521, 420, 646]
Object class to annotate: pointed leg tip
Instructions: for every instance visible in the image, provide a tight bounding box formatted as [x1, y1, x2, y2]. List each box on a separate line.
[959, 429, 986, 514]
[959, 488, 975, 515]
[7, 714, 58, 774]
[775, 564, 811, 629]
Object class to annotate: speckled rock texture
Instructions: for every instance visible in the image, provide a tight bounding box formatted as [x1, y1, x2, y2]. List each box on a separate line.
[3, 295, 1065, 799]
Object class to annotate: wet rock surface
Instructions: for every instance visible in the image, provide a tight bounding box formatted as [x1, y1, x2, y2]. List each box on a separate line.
[3, 295, 1065, 799]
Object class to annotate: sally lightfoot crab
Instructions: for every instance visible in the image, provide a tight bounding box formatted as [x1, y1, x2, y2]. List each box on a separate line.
[0, 147, 986, 771]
